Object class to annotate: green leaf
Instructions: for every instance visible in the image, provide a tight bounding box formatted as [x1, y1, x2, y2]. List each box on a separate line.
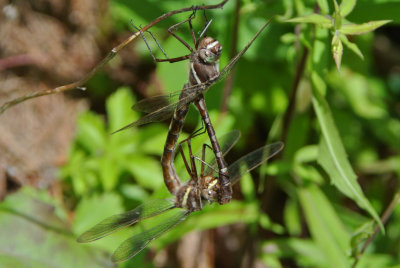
[120, 184, 150, 201]
[298, 185, 350, 268]
[240, 173, 256, 202]
[294, 164, 325, 184]
[259, 213, 285, 234]
[316, 0, 330, 14]
[333, 0, 342, 29]
[0, 188, 112, 267]
[311, 87, 383, 231]
[328, 69, 387, 119]
[284, 199, 302, 236]
[125, 155, 163, 190]
[73, 193, 124, 235]
[106, 87, 137, 133]
[340, 34, 364, 60]
[340, 20, 392, 35]
[155, 201, 259, 249]
[99, 156, 120, 191]
[294, 145, 318, 163]
[262, 238, 328, 267]
[332, 31, 343, 72]
[350, 220, 374, 258]
[77, 112, 106, 154]
[340, 0, 357, 17]
[286, 14, 333, 28]
[311, 71, 327, 96]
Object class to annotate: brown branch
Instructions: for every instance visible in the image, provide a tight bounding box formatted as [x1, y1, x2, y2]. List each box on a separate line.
[220, 0, 240, 114]
[0, 0, 229, 115]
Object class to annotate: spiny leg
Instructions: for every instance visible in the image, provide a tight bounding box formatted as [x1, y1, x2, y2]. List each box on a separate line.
[129, 20, 168, 61]
[130, 20, 191, 63]
[194, 94, 232, 204]
[166, 14, 196, 53]
[178, 120, 206, 147]
[178, 142, 192, 178]
[200, 143, 213, 177]
[186, 136, 198, 181]
[132, 9, 199, 63]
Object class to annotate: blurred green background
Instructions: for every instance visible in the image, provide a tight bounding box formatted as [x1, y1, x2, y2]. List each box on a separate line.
[0, 0, 399, 267]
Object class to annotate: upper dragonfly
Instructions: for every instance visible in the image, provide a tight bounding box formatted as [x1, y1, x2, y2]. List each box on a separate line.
[115, 16, 273, 131]
[115, 14, 273, 205]
[77, 130, 283, 262]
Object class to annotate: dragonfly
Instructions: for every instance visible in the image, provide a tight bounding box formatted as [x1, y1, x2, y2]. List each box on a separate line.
[77, 130, 283, 262]
[115, 14, 274, 205]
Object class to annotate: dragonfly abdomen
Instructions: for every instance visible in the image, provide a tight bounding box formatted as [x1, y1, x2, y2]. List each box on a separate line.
[161, 88, 191, 195]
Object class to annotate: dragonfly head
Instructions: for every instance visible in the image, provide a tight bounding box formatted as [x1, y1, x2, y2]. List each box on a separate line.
[198, 37, 222, 64]
[200, 175, 219, 202]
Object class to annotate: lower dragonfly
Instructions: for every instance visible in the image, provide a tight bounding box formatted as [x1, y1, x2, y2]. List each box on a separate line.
[77, 130, 283, 262]
[115, 14, 273, 205]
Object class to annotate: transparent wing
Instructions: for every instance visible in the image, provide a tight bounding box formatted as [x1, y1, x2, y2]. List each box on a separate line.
[112, 105, 176, 133]
[112, 84, 205, 133]
[77, 199, 175, 243]
[201, 130, 241, 175]
[228, 142, 284, 185]
[132, 91, 182, 114]
[111, 209, 189, 262]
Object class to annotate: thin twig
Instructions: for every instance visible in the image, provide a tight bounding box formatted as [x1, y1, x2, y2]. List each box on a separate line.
[0, 0, 229, 115]
[351, 192, 400, 268]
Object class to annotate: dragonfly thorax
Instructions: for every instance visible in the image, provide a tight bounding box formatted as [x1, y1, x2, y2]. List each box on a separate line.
[197, 37, 222, 64]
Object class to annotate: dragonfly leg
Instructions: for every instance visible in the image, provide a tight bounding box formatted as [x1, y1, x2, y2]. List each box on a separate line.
[186, 137, 198, 181]
[130, 19, 192, 63]
[178, 142, 192, 179]
[178, 120, 206, 147]
[199, 143, 218, 177]
[130, 20, 164, 62]
[194, 94, 232, 204]
[149, 13, 197, 63]
[201, 143, 209, 177]
[166, 18, 195, 53]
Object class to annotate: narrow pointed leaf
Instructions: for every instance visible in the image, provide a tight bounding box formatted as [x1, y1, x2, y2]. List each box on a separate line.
[340, 0, 356, 17]
[332, 31, 343, 72]
[340, 34, 364, 60]
[333, 0, 340, 13]
[311, 85, 383, 231]
[316, 0, 329, 14]
[340, 20, 391, 35]
[333, 0, 341, 29]
[298, 185, 350, 268]
[286, 14, 333, 28]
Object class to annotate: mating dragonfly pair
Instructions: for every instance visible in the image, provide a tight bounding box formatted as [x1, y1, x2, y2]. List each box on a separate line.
[78, 130, 283, 262]
[78, 12, 281, 262]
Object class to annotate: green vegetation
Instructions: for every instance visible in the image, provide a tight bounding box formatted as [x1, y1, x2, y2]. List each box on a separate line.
[1, 0, 399, 267]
